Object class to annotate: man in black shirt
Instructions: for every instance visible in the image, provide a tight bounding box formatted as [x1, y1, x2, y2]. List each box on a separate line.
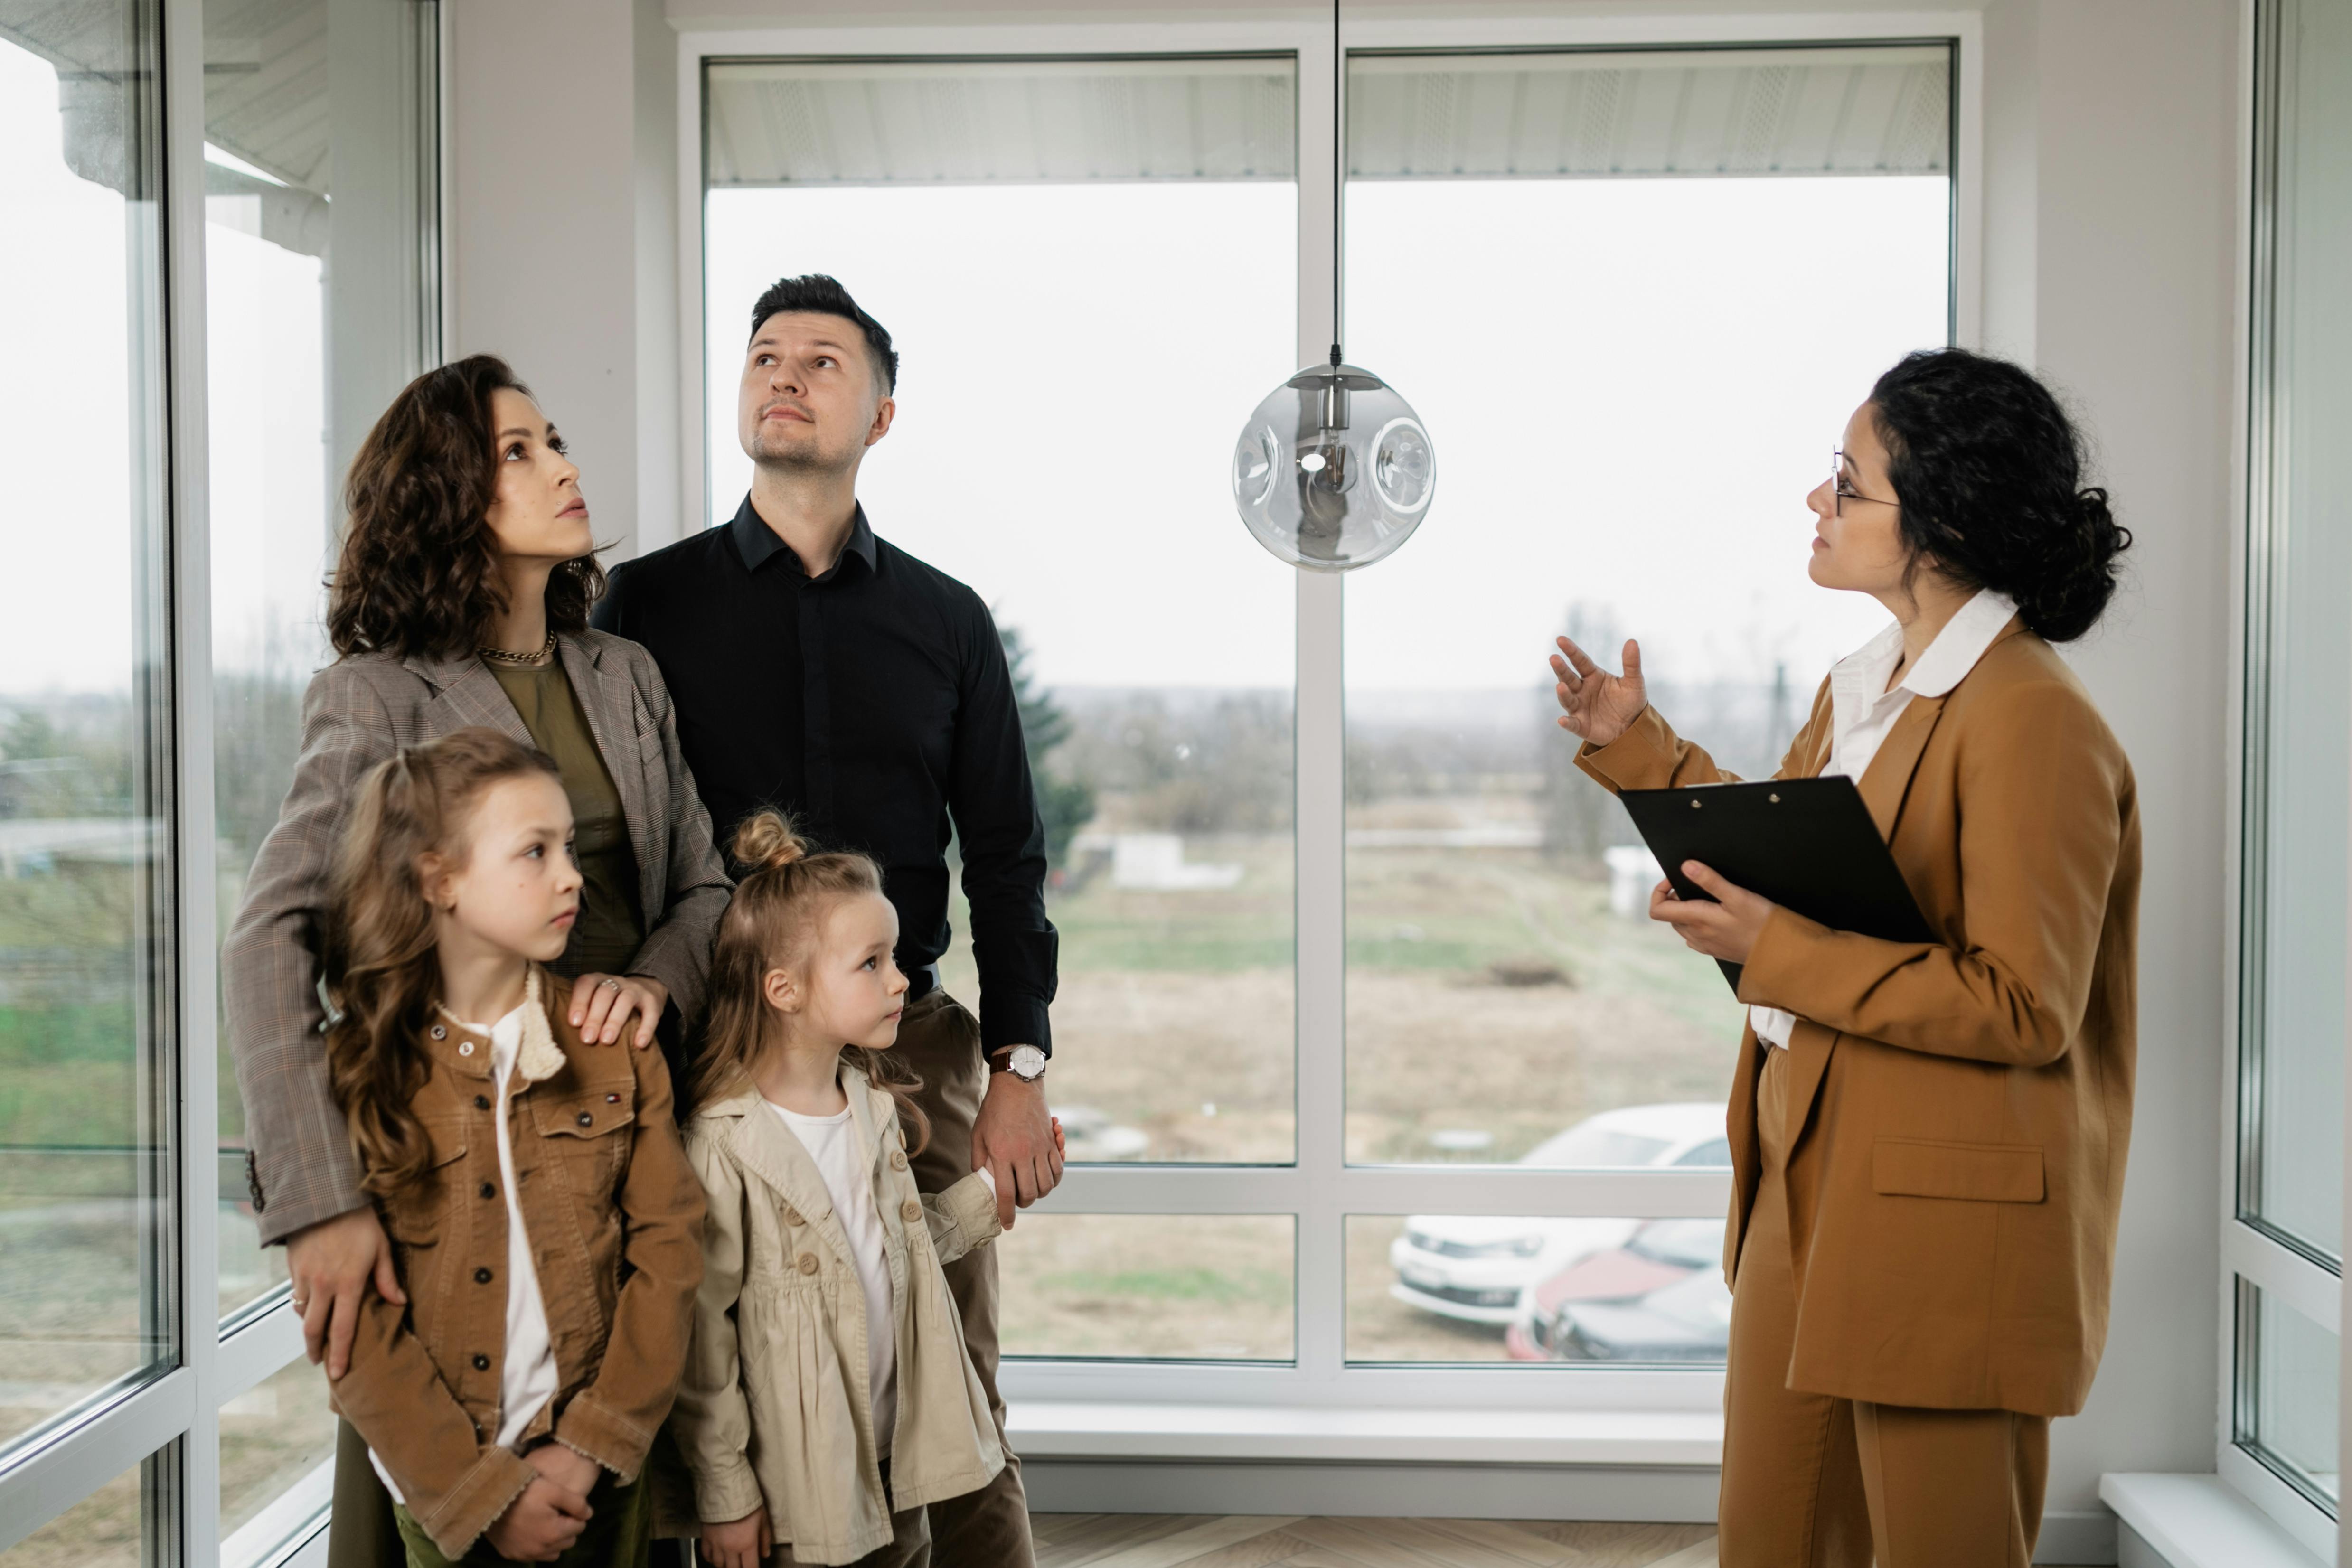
[594, 275, 1059, 1565]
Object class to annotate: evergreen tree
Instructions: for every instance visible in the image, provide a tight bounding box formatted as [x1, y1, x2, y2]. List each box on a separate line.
[1000, 624, 1096, 883]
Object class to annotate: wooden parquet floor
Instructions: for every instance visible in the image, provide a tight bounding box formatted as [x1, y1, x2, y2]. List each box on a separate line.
[1033, 1515, 1719, 1568]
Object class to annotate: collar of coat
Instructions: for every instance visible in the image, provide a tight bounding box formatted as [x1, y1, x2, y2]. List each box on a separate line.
[424, 964, 569, 1085]
[699, 1062, 897, 1271]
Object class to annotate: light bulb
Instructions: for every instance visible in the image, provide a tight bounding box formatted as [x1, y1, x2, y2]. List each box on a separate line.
[1233, 360, 1435, 570]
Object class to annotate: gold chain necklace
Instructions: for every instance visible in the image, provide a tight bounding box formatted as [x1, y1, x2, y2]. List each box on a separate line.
[478, 630, 558, 667]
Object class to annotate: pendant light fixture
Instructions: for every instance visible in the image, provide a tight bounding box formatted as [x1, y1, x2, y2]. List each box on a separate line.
[1232, 0, 1435, 571]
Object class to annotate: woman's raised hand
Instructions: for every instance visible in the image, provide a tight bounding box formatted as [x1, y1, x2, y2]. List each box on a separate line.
[1551, 636, 1649, 748]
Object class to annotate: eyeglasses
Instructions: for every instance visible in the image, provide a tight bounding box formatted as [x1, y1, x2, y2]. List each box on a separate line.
[1832, 451, 1899, 516]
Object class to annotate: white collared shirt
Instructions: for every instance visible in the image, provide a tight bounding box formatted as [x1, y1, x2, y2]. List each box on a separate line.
[373, 1003, 560, 1502]
[1750, 588, 2019, 1050]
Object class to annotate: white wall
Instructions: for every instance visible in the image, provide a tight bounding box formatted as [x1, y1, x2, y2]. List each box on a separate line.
[447, 0, 678, 560]
[444, 0, 2246, 1552]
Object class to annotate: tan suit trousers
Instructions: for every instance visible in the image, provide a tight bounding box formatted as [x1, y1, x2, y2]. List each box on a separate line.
[1719, 1048, 2050, 1568]
[897, 990, 1036, 1568]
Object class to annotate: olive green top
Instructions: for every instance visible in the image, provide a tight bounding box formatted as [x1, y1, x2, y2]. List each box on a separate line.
[488, 660, 646, 978]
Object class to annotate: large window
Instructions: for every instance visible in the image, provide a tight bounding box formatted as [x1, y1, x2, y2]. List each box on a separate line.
[0, 0, 176, 1457]
[0, 0, 440, 1561]
[2233, 0, 2351, 1548]
[696, 35, 1954, 1381]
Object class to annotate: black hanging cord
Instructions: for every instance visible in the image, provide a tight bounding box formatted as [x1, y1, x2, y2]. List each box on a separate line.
[1330, 0, 1343, 366]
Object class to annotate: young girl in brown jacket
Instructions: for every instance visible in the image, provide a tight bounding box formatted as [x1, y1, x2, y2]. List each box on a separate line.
[320, 727, 705, 1566]
[670, 814, 1060, 1568]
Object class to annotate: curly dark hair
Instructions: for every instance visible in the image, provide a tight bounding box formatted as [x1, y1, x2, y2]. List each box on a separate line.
[327, 354, 605, 660]
[1868, 348, 2130, 644]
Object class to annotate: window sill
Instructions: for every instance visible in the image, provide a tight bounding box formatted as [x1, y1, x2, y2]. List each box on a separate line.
[2099, 1474, 2327, 1568]
[1007, 1401, 1722, 1465]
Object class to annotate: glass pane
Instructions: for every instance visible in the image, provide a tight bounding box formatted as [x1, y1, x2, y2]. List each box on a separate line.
[1342, 47, 1951, 1164]
[1000, 1215, 1293, 1361]
[704, 56, 1299, 1162]
[221, 1353, 338, 1552]
[2238, 1280, 2341, 1512]
[0, 0, 175, 1454]
[1350, 1214, 1729, 1364]
[2245, 0, 2352, 1263]
[208, 0, 440, 1319]
[0, 1448, 165, 1567]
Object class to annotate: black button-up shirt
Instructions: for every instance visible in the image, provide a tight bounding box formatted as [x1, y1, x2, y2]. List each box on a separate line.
[593, 499, 1056, 1053]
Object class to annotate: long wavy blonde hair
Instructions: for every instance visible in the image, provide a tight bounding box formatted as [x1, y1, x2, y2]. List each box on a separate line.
[320, 727, 564, 1196]
[685, 810, 930, 1154]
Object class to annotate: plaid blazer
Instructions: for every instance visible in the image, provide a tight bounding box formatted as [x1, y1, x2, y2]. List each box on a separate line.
[222, 630, 732, 1245]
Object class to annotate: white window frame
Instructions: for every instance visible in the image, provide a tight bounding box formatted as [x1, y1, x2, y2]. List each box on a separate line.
[675, 5, 1983, 1459]
[0, 0, 442, 1559]
[2220, 0, 2347, 1558]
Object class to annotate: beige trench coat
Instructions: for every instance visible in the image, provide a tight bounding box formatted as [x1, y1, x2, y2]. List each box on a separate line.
[671, 1063, 1004, 1565]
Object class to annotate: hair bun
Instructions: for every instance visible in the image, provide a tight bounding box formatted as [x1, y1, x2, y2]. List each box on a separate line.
[730, 810, 809, 872]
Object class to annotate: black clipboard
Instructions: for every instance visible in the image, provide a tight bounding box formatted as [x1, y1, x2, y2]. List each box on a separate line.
[1618, 776, 1936, 995]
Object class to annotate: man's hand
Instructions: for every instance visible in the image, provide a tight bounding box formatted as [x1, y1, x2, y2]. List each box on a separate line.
[568, 973, 669, 1048]
[526, 1443, 603, 1504]
[700, 1505, 772, 1568]
[1648, 862, 1777, 964]
[484, 1474, 593, 1563]
[286, 1205, 405, 1381]
[971, 1063, 1063, 1230]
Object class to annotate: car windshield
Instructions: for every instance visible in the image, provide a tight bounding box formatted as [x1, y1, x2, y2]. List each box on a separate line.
[1522, 1126, 1673, 1167]
[1628, 1219, 1726, 1268]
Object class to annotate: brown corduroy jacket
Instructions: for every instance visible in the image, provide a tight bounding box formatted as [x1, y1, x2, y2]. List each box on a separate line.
[1577, 619, 2139, 1417]
[329, 969, 706, 1559]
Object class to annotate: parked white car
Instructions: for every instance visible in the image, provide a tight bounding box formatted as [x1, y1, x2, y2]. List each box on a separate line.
[1387, 1103, 1731, 1325]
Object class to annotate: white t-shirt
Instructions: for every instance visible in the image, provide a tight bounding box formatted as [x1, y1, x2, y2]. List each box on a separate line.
[1750, 588, 2020, 1050]
[373, 1003, 560, 1502]
[767, 1100, 899, 1452]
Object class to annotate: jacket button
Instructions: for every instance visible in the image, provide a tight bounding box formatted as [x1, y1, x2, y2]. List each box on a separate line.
[797, 1254, 819, 1275]
[783, 1208, 803, 1226]
[901, 1199, 922, 1223]
[471, 1353, 490, 1371]
[475, 1095, 491, 1111]
[480, 1182, 496, 1200]
[475, 1267, 493, 1284]
[577, 1111, 593, 1127]
[889, 1151, 907, 1171]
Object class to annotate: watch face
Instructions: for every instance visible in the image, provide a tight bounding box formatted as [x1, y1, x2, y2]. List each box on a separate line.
[1010, 1046, 1046, 1078]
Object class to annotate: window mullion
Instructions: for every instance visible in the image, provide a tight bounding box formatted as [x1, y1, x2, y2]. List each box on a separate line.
[162, 0, 221, 1553]
[1294, 19, 1346, 1384]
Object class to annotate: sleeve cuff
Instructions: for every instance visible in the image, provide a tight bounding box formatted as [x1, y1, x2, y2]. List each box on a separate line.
[978, 995, 1053, 1058]
[693, 1456, 766, 1526]
[932, 1172, 1003, 1258]
[553, 1392, 656, 1482]
[1734, 905, 1826, 1011]
[413, 1446, 538, 1561]
[1572, 705, 1680, 794]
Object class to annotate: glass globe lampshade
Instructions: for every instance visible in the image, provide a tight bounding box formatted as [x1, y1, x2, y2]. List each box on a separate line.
[1232, 360, 1436, 571]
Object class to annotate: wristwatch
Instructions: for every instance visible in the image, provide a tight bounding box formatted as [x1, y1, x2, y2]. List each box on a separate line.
[994, 1044, 1047, 1082]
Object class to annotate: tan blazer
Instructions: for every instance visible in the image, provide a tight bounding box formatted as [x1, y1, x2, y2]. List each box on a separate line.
[223, 631, 733, 1245]
[1577, 619, 2138, 1417]
[671, 1064, 1004, 1566]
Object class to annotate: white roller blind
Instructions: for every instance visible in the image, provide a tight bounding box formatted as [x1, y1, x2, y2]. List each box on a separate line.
[1348, 45, 1951, 180]
[706, 56, 1297, 188]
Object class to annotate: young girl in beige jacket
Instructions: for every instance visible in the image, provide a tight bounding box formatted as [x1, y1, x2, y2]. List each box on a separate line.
[671, 812, 1058, 1568]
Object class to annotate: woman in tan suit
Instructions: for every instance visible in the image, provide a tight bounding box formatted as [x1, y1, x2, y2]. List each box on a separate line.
[1552, 348, 2137, 1568]
[222, 355, 732, 1567]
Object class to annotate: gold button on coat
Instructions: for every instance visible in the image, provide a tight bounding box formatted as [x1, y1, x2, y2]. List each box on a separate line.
[783, 1207, 803, 1226]
[797, 1253, 819, 1275]
[901, 1199, 922, 1223]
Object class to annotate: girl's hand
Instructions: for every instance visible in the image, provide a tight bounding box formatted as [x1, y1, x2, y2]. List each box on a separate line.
[483, 1474, 592, 1562]
[1551, 635, 1649, 748]
[701, 1505, 773, 1568]
[569, 973, 669, 1048]
[1647, 863, 1777, 964]
[525, 1442, 602, 1504]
